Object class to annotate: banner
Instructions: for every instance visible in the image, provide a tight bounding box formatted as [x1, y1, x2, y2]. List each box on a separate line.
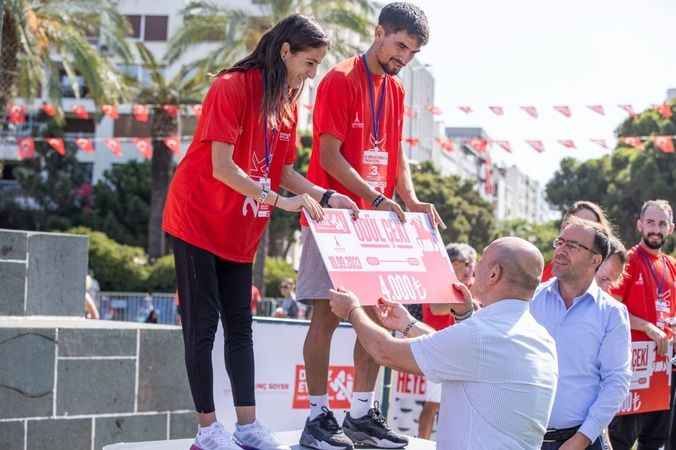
[388, 370, 437, 439]
[304, 209, 460, 305]
[212, 318, 360, 432]
[617, 340, 672, 415]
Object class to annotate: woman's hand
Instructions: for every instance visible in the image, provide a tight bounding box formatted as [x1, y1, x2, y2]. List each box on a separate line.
[277, 193, 324, 221]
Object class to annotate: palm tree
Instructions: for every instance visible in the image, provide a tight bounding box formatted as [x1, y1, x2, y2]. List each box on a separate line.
[134, 43, 203, 259]
[165, 0, 376, 89]
[0, 0, 132, 118]
[165, 0, 377, 293]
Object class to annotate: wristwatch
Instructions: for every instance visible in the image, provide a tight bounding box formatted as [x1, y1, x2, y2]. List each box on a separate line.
[257, 185, 270, 203]
[320, 190, 335, 207]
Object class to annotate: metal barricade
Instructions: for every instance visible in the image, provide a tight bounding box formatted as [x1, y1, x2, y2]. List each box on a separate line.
[96, 292, 178, 324]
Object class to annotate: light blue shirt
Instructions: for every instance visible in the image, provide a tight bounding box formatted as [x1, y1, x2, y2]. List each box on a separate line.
[530, 278, 632, 443]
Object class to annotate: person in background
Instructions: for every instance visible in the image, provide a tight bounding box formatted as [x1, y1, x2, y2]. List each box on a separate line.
[531, 217, 631, 450]
[596, 237, 627, 293]
[608, 199, 676, 450]
[251, 285, 263, 316]
[145, 309, 159, 324]
[280, 278, 299, 319]
[417, 242, 477, 439]
[84, 273, 100, 319]
[542, 201, 614, 282]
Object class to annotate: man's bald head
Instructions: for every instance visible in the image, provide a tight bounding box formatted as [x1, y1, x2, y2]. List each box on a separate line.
[471, 237, 544, 304]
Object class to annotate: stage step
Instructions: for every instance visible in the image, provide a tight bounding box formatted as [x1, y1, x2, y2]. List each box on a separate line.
[103, 430, 435, 450]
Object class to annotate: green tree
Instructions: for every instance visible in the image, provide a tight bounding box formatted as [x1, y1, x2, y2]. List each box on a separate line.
[165, 0, 376, 88]
[1, 0, 132, 117]
[86, 160, 151, 249]
[545, 102, 676, 253]
[494, 219, 559, 262]
[133, 43, 202, 259]
[411, 161, 496, 252]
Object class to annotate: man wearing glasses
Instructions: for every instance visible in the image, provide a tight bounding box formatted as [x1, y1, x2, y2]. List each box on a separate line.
[531, 216, 632, 450]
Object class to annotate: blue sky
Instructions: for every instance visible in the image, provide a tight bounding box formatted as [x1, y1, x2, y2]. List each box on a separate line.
[409, 0, 676, 183]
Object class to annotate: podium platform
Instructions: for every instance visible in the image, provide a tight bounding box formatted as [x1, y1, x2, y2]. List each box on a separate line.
[103, 430, 436, 450]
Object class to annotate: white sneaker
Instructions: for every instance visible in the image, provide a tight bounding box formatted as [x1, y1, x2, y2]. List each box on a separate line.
[191, 422, 240, 450]
[233, 420, 291, 450]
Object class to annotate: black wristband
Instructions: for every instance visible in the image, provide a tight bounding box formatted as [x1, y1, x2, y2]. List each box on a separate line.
[372, 194, 385, 208]
[320, 189, 335, 208]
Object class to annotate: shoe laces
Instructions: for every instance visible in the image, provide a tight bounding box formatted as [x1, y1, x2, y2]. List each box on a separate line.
[201, 423, 233, 446]
[245, 421, 280, 446]
[367, 401, 390, 430]
[318, 406, 341, 432]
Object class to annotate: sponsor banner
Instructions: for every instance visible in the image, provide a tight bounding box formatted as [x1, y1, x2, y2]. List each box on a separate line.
[388, 370, 437, 438]
[304, 209, 460, 305]
[213, 318, 359, 431]
[617, 340, 672, 415]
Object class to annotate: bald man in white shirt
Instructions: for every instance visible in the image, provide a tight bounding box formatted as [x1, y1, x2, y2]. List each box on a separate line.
[329, 237, 559, 450]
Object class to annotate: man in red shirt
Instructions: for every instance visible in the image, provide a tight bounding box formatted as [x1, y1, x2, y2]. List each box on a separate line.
[297, 4, 444, 450]
[417, 243, 476, 439]
[609, 199, 676, 450]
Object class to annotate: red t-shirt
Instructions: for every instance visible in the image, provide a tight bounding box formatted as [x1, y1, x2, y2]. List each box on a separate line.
[303, 56, 405, 225]
[541, 260, 554, 282]
[163, 69, 297, 263]
[610, 245, 676, 341]
[421, 304, 455, 331]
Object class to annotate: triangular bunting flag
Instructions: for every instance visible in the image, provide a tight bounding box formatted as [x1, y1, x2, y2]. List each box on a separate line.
[133, 138, 153, 159]
[526, 140, 545, 152]
[656, 104, 673, 119]
[75, 138, 95, 153]
[620, 136, 644, 150]
[132, 104, 150, 123]
[16, 137, 35, 160]
[521, 106, 538, 119]
[8, 104, 26, 125]
[469, 138, 488, 152]
[553, 105, 572, 118]
[405, 137, 420, 147]
[558, 139, 576, 149]
[105, 138, 122, 157]
[494, 140, 512, 153]
[101, 104, 119, 119]
[587, 105, 605, 116]
[590, 139, 608, 149]
[47, 138, 66, 156]
[41, 103, 57, 117]
[654, 136, 675, 153]
[163, 136, 181, 155]
[163, 105, 179, 118]
[618, 105, 635, 117]
[72, 104, 89, 119]
[458, 106, 472, 114]
[489, 106, 504, 116]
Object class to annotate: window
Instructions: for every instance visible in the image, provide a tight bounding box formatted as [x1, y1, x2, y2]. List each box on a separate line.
[64, 118, 96, 135]
[144, 16, 168, 42]
[125, 15, 142, 38]
[113, 114, 151, 138]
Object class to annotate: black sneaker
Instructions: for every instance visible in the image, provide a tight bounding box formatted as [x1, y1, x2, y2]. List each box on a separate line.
[300, 407, 354, 450]
[342, 402, 408, 449]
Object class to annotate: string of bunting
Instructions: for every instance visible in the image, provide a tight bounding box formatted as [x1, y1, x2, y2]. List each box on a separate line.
[5, 103, 202, 124]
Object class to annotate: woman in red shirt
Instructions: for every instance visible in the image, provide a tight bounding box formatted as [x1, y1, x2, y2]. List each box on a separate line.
[163, 15, 357, 450]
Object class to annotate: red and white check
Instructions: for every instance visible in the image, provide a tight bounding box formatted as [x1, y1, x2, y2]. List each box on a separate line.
[304, 209, 461, 305]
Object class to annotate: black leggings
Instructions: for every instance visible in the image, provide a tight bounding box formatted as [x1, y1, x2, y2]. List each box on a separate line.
[173, 237, 255, 413]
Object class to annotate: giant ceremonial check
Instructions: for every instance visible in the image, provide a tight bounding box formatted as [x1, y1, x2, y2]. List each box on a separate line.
[303, 209, 461, 305]
[617, 340, 672, 415]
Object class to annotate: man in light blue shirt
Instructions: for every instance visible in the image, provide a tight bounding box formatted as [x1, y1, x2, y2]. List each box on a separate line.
[531, 217, 632, 450]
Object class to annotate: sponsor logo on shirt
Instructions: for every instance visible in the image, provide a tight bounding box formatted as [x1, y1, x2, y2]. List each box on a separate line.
[636, 273, 644, 286]
[352, 113, 364, 129]
[279, 132, 290, 142]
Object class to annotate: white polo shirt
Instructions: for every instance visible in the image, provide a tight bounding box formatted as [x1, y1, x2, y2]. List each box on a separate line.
[410, 299, 559, 450]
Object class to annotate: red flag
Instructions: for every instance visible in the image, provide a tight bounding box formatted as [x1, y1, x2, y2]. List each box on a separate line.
[494, 140, 512, 153]
[163, 136, 181, 155]
[41, 103, 57, 117]
[101, 104, 119, 119]
[405, 137, 420, 147]
[75, 138, 95, 153]
[192, 104, 203, 118]
[47, 138, 66, 156]
[436, 137, 454, 153]
[104, 138, 122, 157]
[587, 105, 605, 116]
[558, 139, 576, 149]
[163, 105, 179, 118]
[72, 104, 89, 119]
[458, 106, 472, 114]
[618, 104, 635, 117]
[553, 105, 572, 118]
[469, 138, 488, 152]
[590, 139, 608, 149]
[526, 140, 545, 152]
[521, 106, 538, 119]
[655, 136, 675, 153]
[132, 104, 149, 123]
[657, 104, 673, 119]
[426, 105, 442, 115]
[489, 106, 504, 116]
[621, 136, 644, 150]
[16, 137, 35, 160]
[133, 138, 153, 159]
[8, 104, 26, 125]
